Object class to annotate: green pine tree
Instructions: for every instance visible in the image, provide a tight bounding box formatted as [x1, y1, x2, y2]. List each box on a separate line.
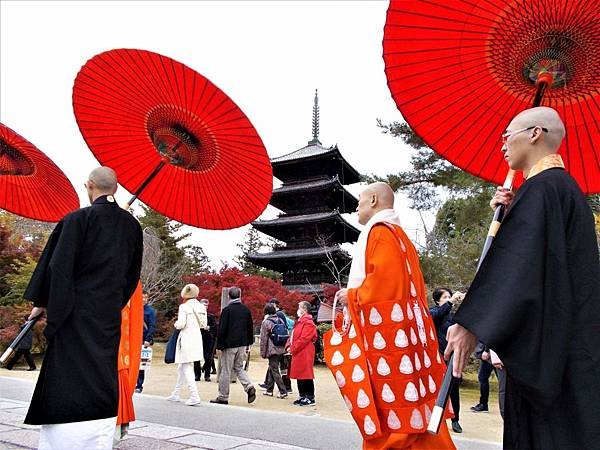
[235, 228, 281, 281]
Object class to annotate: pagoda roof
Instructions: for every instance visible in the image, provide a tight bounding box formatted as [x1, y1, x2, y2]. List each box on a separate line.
[271, 143, 361, 184]
[248, 245, 350, 262]
[252, 210, 360, 243]
[273, 176, 344, 194]
[253, 210, 356, 228]
[271, 141, 332, 163]
[271, 176, 358, 214]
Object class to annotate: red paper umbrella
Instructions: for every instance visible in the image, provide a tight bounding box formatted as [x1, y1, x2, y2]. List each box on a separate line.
[0, 123, 79, 222]
[383, 0, 600, 194]
[72, 49, 272, 229]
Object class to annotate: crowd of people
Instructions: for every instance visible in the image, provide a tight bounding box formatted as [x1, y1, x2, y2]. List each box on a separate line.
[4, 106, 600, 449]
[161, 285, 318, 408]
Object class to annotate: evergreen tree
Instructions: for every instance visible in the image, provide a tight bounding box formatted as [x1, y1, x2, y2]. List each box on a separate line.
[235, 228, 281, 280]
[137, 205, 189, 267]
[372, 120, 495, 292]
[185, 244, 211, 275]
[136, 205, 210, 313]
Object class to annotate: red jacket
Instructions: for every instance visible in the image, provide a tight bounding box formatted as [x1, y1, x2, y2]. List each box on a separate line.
[289, 314, 317, 380]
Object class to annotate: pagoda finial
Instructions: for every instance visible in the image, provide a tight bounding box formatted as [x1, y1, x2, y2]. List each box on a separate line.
[309, 89, 321, 145]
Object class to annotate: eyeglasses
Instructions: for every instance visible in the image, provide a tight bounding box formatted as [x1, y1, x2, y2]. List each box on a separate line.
[501, 126, 548, 144]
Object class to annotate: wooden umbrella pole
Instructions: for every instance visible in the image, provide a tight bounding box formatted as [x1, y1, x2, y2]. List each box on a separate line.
[477, 169, 516, 269]
[427, 76, 549, 435]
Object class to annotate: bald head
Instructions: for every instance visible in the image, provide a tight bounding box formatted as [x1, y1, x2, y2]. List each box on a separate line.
[356, 182, 395, 225]
[86, 166, 117, 203]
[502, 107, 566, 175]
[511, 106, 565, 152]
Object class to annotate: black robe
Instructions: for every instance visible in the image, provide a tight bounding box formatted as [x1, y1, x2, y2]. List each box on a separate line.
[454, 168, 600, 449]
[24, 195, 143, 425]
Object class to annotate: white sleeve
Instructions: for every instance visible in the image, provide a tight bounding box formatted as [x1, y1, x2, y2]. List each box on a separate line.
[174, 304, 187, 330]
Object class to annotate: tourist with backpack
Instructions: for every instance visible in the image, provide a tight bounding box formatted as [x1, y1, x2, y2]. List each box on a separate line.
[259, 298, 294, 393]
[259, 303, 288, 398]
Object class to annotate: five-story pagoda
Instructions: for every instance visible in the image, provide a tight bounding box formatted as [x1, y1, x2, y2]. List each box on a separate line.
[248, 91, 361, 295]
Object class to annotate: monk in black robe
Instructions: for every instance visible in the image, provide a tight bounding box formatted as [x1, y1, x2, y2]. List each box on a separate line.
[24, 167, 143, 449]
[445, 107, 600, 449]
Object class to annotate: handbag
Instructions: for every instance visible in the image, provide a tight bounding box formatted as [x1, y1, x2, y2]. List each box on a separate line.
[324, 223, 450, 440]
[164, 329, 180, 364]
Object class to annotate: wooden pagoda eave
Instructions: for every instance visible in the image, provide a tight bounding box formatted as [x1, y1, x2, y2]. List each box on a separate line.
[272, 146, 361, 184]
[251, 211, 360, 242]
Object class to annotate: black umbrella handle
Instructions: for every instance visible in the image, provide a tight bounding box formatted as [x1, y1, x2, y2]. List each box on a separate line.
[124, 160, 165, 209]
[0, 314, 44, 365]
[427, 354, 458, 434]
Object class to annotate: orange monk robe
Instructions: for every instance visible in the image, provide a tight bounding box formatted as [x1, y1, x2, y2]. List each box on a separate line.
[347, 224, 455, 450]
[117, 282, 143, 425]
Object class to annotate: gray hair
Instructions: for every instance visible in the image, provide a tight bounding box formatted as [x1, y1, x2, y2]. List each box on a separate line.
[299, 301, 311, 313]
[228, 287, 241, 300]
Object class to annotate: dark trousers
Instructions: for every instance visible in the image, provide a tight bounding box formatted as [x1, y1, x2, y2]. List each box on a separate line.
[136, 370, 145, 389]
[478, 359, 506, 417]
[450, 377, 461, 423]
[7, 349, 35, 369]
[194, 359, 212, 380]
[478, 359, 494, 406]
[297, 379, 314, 400]
[265, 355, 287, 394]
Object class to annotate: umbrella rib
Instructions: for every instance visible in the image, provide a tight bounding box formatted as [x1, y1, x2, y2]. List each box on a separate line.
[428, 79, 514, 164]
[394, 63, 494, 111]
[389, 60, 490, 101]
[384, 42, 483, 56]
[461, 92, 526, 177]
[386, 52, 489, 82]
[569, 100, 589, 193]
[586, 92, 600, 172]
[387, 7, 491, 29]
[385, 23, 489, 35]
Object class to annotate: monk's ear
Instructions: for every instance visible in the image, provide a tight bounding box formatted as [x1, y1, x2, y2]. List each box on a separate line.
[370, 194, 378, 207]
[530, 126, 544, 144]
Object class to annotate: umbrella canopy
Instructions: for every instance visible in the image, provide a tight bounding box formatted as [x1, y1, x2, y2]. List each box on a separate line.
[0, 123, 79, 222]
[383, 0, 600, 194]
[72, 49, 273, 229]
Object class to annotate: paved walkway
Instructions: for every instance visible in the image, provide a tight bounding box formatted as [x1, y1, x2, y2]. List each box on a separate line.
[0, 377, 501, 450]
[0, 397, 307, 450]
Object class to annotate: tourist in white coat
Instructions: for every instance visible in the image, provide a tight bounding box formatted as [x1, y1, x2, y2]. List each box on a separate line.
[167, 284, 208, 406]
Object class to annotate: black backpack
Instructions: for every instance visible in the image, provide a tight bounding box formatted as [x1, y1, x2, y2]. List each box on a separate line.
[268, 318, 289, 346]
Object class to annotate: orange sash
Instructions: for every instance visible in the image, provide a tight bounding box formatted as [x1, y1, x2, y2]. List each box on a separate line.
[117, 282, 143, 425]
[324, 224, 453, 444]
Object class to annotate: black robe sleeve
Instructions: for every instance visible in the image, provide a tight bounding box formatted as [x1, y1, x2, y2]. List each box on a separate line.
[453, 171, 580, 409]
[24, 212, 85, 339]
[121, 223, 143, 307]
[23, 221, 64, 308]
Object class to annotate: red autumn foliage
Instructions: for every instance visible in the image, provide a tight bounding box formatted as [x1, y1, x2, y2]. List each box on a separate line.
[0, 303, 47, 353]
[321, 283, 340, 304]
[184, 267, 312, 325]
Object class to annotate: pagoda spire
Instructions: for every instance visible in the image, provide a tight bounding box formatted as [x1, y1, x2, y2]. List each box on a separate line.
[309, 89, 321, 145]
